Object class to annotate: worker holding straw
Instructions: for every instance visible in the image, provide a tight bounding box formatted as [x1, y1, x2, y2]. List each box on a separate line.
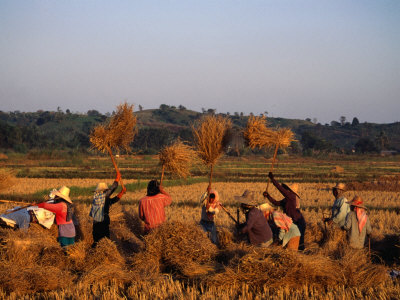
[89, 170, 126, 247]
[343, 196, 372, 249]
[263, 172, 306, 250]
[324, 183, 350, 228]
[37, 186, 76, 248]
[199, 185, 220, 245]
[236, 190, 273, 248]
[139, 179, 172, 233]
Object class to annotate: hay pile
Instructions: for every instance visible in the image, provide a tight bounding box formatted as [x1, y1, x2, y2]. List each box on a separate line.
[131, 221, 218, 279]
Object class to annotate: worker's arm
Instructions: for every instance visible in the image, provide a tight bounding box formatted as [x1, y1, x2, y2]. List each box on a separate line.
[343, 212, 352, 231]
[159, 186, 172, 206]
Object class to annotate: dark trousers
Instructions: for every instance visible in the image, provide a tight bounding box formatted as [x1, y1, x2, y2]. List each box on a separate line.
[295, 217, 306, 251]
[200, 219, 218, 245]
[92, 216, 110, 247]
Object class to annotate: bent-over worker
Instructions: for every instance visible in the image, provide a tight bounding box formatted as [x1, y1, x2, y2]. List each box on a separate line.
[199, 185, 220, 245]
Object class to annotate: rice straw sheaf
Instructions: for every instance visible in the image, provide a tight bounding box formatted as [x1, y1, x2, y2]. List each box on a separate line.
[159, 140, 195, 179]
[90, 102, 137, 153]
[132, 222, 218, 279]
[192, 115, 232, 166]
[243, 115, 276, 150]
[274, 128, 295, 149]
[0, 168, 16, 191]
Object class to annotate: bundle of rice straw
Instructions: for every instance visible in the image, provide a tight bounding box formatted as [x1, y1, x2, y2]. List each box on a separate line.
[192, 115, 231, 186]
[158, 140, 195, 183]
[0, 168, 16, 191]
[274, 128, 295, 149]
[90, 102, 137, 154]
[132, 222, 217, 279]
[243, 115, 276, 149]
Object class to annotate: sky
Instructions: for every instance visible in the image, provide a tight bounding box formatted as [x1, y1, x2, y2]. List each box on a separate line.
[0, 1, 399, 124]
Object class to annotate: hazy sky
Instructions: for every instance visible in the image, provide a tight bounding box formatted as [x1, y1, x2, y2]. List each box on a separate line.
[1, 1, 399, 124]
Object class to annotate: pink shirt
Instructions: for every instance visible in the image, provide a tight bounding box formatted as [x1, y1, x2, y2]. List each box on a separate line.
[139, 192, 172, 231]
[37, 202, 72, 225]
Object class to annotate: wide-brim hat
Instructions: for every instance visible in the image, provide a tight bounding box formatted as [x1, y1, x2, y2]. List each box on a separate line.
[94, 182, 108, 192]
[333, 183, 346, 191]
[282, 183, 300, 198]
[52, 186, 72, 203]
[235, 190, 259, 206]
[347, 196, 367, 209]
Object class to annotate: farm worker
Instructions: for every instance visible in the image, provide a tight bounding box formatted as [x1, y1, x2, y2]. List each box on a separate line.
[323, 183, 350, 228]
[0, 206, 55, 230]
[343, 196, 372, 249]
[199, 185, 220, 245]
[258, 202, 301, 250]
[37, 186, 76, 248]
[236, 190, 273, 247]
[89, 170, 126, 247]
[139, 179, 172, 233]
[263, 172, 307, 250]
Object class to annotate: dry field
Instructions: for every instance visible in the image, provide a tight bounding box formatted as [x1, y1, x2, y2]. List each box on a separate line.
[1, 177, 400, 299]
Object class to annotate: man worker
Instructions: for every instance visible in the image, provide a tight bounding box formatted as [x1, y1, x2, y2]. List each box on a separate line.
[324, 183, 350, 228]
[139, 179, 172, 233]
[199, 185, 220, 245]
[236, 190, 273, 248]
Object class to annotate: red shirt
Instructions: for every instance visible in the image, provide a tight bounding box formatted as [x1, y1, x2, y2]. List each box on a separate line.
[37, 202, 72, 225]
[139, 191, 172, 232]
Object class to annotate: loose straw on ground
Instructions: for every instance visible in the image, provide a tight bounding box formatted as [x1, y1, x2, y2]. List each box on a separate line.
[192, 115, 231, 188]
[89, 102, 137, 189]
[158, 140, 195, 185]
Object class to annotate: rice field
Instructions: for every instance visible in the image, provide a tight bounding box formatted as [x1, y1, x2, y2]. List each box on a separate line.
[0, 154, 400, 298]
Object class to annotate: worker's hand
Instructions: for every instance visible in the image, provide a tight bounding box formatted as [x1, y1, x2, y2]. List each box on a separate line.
[117, 187, 127, 199]
[262, 191, 269, 198]
[268, 172, 274, 180]
[115, 171, 121, 182]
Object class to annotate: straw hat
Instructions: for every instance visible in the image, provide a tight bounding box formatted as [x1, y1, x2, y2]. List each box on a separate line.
[258, 202, 275, 212]
[235, 190, 259, 206]
[333, 183, 346, 191]
[52, 186, 72, 203]
[347, 196, 367, 209]
[282, 183, 300, 198]
[95, 182, 108, 192]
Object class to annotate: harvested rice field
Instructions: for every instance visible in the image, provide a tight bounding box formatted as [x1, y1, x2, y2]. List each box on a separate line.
[0, 155, 400, 298]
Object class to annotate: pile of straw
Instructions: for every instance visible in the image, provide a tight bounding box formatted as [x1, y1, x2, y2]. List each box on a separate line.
[159, 140, 195, 179]
[90, 102, 137, 153]
[243, 115, 276, 149]
[132, 222, 218, 279]
[192, 115, 232, 166]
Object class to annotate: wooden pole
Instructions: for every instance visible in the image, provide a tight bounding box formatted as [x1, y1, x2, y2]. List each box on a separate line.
[219, 204, 239, 225]
[265, 143, 279, 192]
[209, 164, 214, 189]
[107, 146, 125, 189]
[0, 200, 30, 205]
[160, 165, 165, 185]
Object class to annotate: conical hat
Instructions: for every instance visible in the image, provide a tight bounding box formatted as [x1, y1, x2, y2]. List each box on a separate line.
[53, 186, 72, 203]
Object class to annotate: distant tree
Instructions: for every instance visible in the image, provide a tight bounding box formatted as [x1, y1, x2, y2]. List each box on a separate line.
[66, 109, 71, 114]
[340, 116, 346, 126]
[201, 108, 206, 114]
[330, 120, 340, 127]
[171, 106, 176, 109]
[249, 112, 254, 117]
[305, 118, 311, 122]
[234, 112, 239, 117]
[355, 138, 378, 153]
[139, 105, 143, 111]
[240, 112, 244, 117]
[178, 105, 186, 110]
[226, 112, 230, 116]
[87, 110, 102, 117]
[352, 117, 360, 126]
[375, 131, 389, 151]
[159, 104, 169, 111]
[207, 108, 216, 114]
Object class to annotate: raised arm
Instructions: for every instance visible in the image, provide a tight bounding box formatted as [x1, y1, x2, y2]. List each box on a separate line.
[159, 185, 172, 207]
[268, 172, 292, 199]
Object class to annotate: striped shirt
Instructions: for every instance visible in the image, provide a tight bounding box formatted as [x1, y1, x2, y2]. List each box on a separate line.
[139, 191, 172, 232]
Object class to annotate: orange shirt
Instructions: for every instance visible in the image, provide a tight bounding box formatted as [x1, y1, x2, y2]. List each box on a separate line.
[139, 192, 172, 231]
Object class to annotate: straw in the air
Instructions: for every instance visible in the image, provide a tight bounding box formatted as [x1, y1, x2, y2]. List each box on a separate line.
[90, 102, 137, 153]
[192, 115, 232, 166]
[274, 128, 295, 149]
[243, 116, 276, 150]
[159, 140, 195, 178]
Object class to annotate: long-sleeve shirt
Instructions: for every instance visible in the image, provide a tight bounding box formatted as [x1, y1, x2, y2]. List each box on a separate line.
[37, 201, 75, 238]
[139, 190, 172, 232]
[331, 196, 350, 227]
[242, 207, 273, 245]
[344, 211, 372, 249]
[266, 177, 304, 223]
[102, 181, 120, 219]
